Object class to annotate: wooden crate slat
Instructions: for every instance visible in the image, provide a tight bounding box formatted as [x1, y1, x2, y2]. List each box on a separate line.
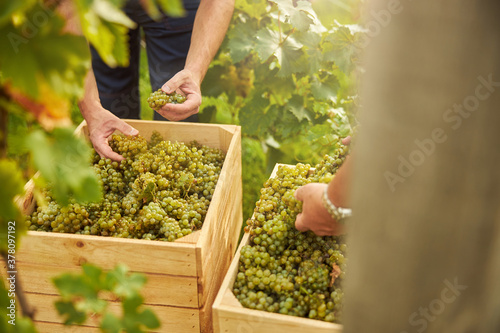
[0, 261, 199, 308]
[15, 231, 197, 277]
[27, 293, 200, 333]
[196, 126, 243, 333]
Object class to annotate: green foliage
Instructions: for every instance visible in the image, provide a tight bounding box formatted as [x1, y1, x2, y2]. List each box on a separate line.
[0, 278, 37, 333]
[53, 264, 160, 332]
[0, 3, 89, 100]
[26, 127, 102, 206]
[0, 160, 26, 253]
[140, 0, 185, 20]
[201, 0, 362, 218]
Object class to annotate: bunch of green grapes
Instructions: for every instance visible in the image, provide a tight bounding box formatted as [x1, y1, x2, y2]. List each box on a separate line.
[233, 139, 349, 324]
[26, 131, 225, 243]
[147, 89, 186, 109]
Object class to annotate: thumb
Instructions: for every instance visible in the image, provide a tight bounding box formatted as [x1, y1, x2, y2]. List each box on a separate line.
[115, 120, 138, 136]
[162, 72, 184, 94]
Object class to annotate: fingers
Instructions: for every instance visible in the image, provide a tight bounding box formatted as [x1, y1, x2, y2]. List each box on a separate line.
[94, 139, 124, 162]
[294, 213, 309, 232]
[114, 120, 139, 137]
[162, 70, 193, 94]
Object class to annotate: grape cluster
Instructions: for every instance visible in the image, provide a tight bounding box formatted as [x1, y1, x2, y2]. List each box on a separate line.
[147, 89, 187, 109]
[234, 139, 349, 323]
[26, 131, 225, 242]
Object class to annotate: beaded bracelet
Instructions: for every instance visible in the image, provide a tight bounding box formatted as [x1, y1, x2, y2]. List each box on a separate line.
[322, 186, 352, 224]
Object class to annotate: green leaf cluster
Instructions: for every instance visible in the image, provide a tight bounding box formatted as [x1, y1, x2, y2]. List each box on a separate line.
[26, 127, 102, 206]
[53, 264, 160, 332]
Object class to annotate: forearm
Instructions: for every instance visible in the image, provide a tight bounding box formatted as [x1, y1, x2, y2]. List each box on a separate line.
[185, 0, 234, 84]
[78, 70, 105, 121]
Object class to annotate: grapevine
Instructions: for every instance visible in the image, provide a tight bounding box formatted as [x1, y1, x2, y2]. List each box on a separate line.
[234, 139, 349, 323]
[25, 131, 225, 242]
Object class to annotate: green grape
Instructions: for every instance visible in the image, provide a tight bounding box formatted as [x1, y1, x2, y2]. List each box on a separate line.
[26, 132, 226, 243]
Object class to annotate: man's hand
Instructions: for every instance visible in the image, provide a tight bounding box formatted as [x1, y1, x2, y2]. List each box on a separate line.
[294, 183, 344, 236]
[156, 69, 201, 121]
[86, 109, 138, 161]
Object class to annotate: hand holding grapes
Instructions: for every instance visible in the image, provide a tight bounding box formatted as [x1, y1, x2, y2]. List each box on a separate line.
[154, 69, 202, 121]
[294, 138, 352, 236]
[86, 109, 139, 162]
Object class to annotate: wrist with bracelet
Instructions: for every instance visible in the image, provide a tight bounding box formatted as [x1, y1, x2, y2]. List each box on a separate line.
[322, 186, 351, 225]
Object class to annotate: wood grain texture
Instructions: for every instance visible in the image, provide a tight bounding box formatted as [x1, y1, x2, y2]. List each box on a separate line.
[0, 261, 199, 307]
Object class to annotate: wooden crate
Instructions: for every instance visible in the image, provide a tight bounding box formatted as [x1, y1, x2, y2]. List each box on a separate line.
[1, 120, 243, 333]
[212, 164, 343, 333]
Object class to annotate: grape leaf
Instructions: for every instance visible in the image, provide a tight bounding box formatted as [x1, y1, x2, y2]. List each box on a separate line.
[26, 128, 102, 206]
[0, 159, 26, 253]
[270, 0, 314, 32]
[324, 26, 358, 74]
[156, 0, 186, 17]
[238, 93, 271, 136]
[55, 300, 87, 325]
[0, 159, 24, 222]
[101, 313, 122, 333]
[227, 20, 257, 63]
[0, 8, 89, 100]
[287, 94, 312, 122]
[312, 0, 361, 27]
[0, 0, 37, 26]
[236, 0, 268, 19]
[311, 74, 339, 100]
[75, 0, 135, 68]
[255, 28, 304, 77]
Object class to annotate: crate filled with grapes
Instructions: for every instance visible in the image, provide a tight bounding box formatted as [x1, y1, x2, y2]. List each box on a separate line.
[2, 120, 242, 333]
[212, 141, 348, 333]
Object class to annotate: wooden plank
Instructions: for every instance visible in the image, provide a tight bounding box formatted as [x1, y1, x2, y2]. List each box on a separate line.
[34, 321, 99, 333]
[27, 293, 200, 333]
[196, 127, 243, 332]
[15, 232, 198, 277]
[215, 304, 341, 333]
[75, 120, 240, 153]
[0, 261, 199, 308]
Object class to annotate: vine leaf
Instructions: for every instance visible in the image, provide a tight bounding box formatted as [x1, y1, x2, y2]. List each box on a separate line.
[227, 20, 256, 62]
[26, 128, 101, 206]
[0, 0, 36, 26]
[324, 26, 359, 74]
[270, 0, 315, 32]
[75, 0, 135, 67]
[287, 95, 312, 122]
[140, 0, 185, 20]
[311, 74, 339, 100]
[0, 7, 89, 100]
[255, 28, 304, 77]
